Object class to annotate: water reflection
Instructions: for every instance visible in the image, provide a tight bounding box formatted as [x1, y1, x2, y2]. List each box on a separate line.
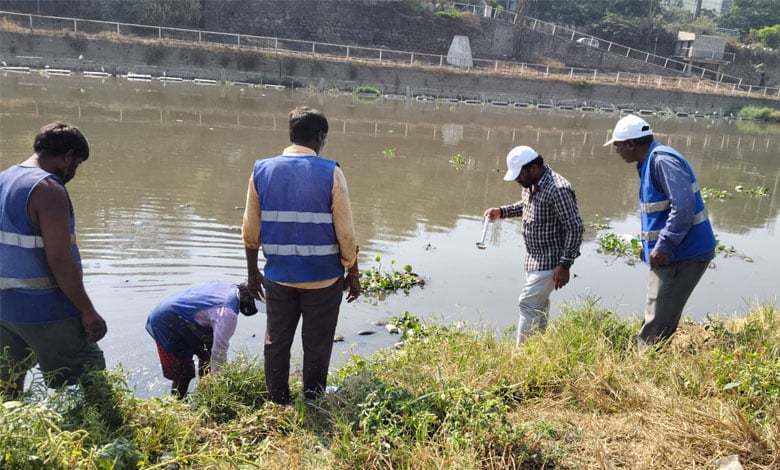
[1, 73, 778, 396]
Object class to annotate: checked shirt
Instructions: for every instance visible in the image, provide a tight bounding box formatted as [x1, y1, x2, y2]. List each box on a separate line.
[499, 165, 584, 272]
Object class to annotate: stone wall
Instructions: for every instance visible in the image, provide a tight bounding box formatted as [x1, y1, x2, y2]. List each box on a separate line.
[1, 0, 776, 86]
[202, 0, 489, 56]
[2, 29, 776, 115]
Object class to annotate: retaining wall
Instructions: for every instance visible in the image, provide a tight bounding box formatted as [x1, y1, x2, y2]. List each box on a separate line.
[1, 30, 776, 114]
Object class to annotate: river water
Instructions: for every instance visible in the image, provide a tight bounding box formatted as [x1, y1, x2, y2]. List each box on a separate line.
[1, 73, 778, 397]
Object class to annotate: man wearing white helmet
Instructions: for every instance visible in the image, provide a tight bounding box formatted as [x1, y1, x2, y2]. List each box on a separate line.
[484, 146, 584, 346]
[605, 115, 716, 348]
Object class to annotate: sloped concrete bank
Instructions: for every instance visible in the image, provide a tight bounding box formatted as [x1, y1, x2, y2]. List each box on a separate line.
[1, 30, 777, 114]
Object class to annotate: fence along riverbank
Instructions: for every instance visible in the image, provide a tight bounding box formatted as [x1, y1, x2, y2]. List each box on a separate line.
[0, 9, 779, 105]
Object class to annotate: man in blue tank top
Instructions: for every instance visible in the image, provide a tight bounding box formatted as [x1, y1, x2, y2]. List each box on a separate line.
[145, 281, 258, 398]
[0, 122, 107, 399]
[604, 115, 716, 348]
[242, 107, 360, 405]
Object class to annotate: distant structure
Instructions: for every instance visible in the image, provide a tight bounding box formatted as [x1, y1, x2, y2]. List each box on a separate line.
[676, 0, 731, 16]
[675, 31, 730, 74]
[447, 35, 473, 69]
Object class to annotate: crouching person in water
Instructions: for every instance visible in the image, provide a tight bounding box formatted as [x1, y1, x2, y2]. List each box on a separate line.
[145, 281, 258, 398]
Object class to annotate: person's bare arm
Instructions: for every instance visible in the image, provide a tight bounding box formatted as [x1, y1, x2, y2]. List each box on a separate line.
[242, 174, 265, 300]
[29, 178, 106, 342]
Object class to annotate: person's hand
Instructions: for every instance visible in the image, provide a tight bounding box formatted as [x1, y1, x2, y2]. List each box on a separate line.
[649, 248, 668, 269]
[483, 207, 500, 222]
[80, 309, 107, 343]
[343, 272, 360, 302]
[247, 271, 266, 301]
[552, 266, 570, 290]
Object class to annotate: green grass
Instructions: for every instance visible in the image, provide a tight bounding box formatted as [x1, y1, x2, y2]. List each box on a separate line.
[738, 105, 780, 122]
[434, 9, 469, 19]
[3, 302, 779, 468]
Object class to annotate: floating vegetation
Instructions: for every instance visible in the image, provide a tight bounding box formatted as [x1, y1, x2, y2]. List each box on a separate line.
[353, 85, 381, 103]
[715, 234, 753, 262]
[596, 232, 641, 265]
[735, 185, 770, 197]
[737, 105, 780, 122]
[588, 215, 611, 231]
[701, 187, 730, 200]
[450, 153, 466, 169]
[359, 255, 425, 297]
[353, 85, 381, 96]
[382, 146, 397, 158]
[387, 311, 430, 340]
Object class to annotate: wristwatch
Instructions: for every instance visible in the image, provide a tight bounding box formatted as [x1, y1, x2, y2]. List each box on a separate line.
[558, 260, 572, 269]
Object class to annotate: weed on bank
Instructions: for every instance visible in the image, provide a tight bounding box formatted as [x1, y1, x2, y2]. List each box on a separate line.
[2, 302, 779, 468]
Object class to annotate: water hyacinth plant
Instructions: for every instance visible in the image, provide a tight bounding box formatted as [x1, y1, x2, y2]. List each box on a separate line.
[449, 154, 466, 169]
[596, 231, 641, 264]
[736, 185, 770, 197]
[701, 187, 730, 200]
[359, 255, 423, 297]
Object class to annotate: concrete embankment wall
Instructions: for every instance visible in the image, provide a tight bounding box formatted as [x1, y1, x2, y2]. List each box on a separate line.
[1, 30, 776, 114]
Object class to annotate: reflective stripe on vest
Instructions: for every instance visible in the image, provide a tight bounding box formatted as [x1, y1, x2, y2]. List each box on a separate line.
[263, 210, 333, 224]
[262, 243, 340, 256]
[0, 230, 77, 290]
[642, 207, 710, 241]
[0, 230, 77, 248]
[640, 182, 700, 213]
[0, 276, 56, 289]
[0, 230, 44, 248]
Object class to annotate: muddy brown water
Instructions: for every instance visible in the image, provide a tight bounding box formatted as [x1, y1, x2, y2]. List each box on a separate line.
[1, 73, 778, 396]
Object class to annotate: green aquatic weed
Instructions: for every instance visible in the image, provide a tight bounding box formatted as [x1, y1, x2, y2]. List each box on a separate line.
[359, 255, 420, 296]
[701, 187, 730, 200]
[450, 154, 466, 169]
[596, 232, 641, 264]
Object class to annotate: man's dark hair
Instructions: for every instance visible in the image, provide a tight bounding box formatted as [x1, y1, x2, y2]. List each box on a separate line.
[237, 283, 258, 316]
[527, 155, 544, 168]
[288, 107, 328, 143]
[34, 122, 89, 160]
[628, 135, 654, 147]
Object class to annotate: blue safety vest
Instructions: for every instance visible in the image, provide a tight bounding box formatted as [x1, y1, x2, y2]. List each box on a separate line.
[0, 165, 82, 323]
[145, 281, 239, 357]
[638, 143, 716, 265]
[252, 155, 343, 283]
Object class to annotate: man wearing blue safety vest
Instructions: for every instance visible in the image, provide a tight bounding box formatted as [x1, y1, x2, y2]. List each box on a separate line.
[146, 281, 258, 398]
[604, 115, 716, 348]
[242, 107, 360, 404]
[0, 122, 107, 398]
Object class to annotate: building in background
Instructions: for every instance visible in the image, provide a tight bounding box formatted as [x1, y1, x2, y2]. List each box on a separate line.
[673, 0, 731, 16]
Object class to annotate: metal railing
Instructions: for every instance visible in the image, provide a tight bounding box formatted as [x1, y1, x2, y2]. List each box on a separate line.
[1, 10, 778, 100]
[448, 3, 747, 85]
[675, 46, 735, 62]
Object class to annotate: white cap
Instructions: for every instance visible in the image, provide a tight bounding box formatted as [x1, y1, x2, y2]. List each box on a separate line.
[603, 115, 653, 146]
[503, 145, 539, 181]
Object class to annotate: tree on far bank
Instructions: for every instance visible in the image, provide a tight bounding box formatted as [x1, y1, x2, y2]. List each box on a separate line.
[754, 24, 780, 49]
[718, 0, 780, 37]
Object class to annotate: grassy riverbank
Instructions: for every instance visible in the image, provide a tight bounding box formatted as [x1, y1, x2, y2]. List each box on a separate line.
[2, 301, 779, 469]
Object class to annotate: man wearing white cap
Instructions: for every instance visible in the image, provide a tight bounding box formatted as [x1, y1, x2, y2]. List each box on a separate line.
[604, 115, 716, 348]
[484, 146, 584, 346]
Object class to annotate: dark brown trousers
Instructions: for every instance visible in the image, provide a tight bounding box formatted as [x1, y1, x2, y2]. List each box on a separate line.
[263, 278, 343, 404]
